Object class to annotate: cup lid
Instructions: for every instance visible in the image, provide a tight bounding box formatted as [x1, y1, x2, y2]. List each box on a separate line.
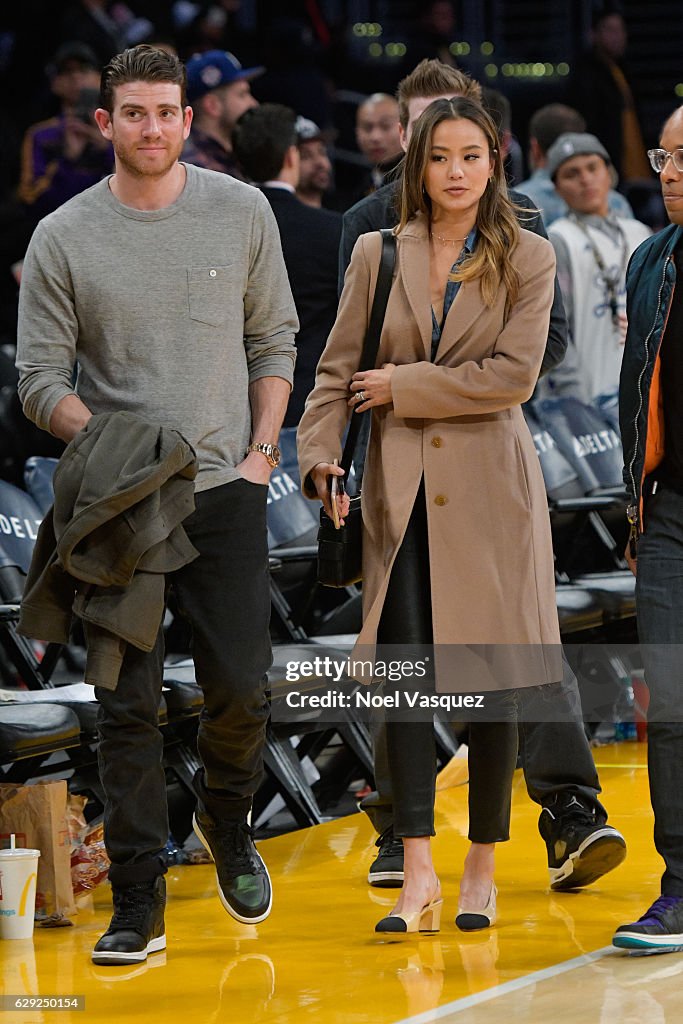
[0, 848, 41, 859]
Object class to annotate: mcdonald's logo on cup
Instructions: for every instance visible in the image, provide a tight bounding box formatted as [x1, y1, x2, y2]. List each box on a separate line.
[0, 848, 41, 940]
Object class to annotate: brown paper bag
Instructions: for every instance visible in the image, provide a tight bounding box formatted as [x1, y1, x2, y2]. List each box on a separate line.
[0, 780, 76, 925]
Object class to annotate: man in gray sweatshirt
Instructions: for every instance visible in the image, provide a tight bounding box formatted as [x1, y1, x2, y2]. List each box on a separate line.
[16, 45, 298, 965]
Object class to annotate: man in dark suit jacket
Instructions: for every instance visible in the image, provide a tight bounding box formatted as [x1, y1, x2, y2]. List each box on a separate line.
[233, 105, 341, 426]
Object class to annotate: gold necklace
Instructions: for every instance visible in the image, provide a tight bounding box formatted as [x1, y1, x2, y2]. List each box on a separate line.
[431, 231, 469, 247]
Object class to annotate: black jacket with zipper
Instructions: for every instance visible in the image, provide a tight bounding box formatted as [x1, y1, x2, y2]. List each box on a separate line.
[619, 223, 681, 540]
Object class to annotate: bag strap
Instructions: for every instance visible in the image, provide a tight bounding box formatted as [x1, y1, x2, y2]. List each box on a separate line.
[340, 228, 397, 475]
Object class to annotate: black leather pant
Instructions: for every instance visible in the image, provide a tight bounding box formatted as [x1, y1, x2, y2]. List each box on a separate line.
[376, 482, 519, 841]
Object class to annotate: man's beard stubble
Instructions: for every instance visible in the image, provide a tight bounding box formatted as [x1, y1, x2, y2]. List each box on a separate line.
[112, 136, 184, 179]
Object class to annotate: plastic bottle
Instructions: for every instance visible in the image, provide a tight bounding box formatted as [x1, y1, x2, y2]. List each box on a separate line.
[613, 681, 637, 741]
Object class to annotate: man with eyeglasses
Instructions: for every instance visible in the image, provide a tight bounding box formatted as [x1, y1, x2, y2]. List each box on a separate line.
[615, 106, 683, 952]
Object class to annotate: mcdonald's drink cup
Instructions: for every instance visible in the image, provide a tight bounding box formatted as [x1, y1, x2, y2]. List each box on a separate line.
[0, 848, 41, 939]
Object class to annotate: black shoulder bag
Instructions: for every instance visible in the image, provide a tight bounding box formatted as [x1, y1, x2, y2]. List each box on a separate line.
[317, 228, 397, 588]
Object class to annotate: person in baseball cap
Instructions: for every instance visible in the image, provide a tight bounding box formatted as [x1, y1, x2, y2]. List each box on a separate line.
[186, 50, 264, 102]
[541, 130, 651, 403]
[18, 42, 111, 221]
[183, 50, 264, 179]
[47, 42, 100, 80]
[294, 116, 334, 208]
[546, 132, 614, 183]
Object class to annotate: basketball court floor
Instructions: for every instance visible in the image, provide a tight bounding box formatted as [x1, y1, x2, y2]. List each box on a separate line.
[3, 742, 680, 1023]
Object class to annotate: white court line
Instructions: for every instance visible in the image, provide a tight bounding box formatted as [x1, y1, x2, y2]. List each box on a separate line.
[391, 945, 615, 1024]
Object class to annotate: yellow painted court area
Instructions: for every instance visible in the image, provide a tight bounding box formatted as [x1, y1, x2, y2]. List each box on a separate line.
[3, 743, 680, 1024]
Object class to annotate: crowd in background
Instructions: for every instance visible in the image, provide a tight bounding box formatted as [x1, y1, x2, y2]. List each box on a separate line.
[0, 0, 670, 477]
[7, 3, 683, 957]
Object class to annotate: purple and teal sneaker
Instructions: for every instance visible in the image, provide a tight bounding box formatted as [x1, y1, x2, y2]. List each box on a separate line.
[613, 896, 683, 951]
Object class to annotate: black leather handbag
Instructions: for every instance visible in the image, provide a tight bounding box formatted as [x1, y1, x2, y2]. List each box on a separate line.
[317, 229, 397, 588]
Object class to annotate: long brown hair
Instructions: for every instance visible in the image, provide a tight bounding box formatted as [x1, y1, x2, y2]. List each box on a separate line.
[397, 97, 521, 307]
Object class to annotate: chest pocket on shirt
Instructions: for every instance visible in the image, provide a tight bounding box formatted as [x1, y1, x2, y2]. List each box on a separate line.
[187, 266, 232, 327]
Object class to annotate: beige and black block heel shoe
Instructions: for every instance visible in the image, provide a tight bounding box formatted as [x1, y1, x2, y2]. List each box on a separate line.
[455, 884, 497, 932]
[375, 897, 443, 935]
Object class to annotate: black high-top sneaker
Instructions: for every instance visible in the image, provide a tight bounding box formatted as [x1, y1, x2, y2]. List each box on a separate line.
[539, 795, 626, 890]
[92, 876, 166, 965]
[368, 826, 404, 888]
[193, 809, 272, 924]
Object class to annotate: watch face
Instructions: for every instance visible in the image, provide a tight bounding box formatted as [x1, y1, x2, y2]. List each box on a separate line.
[271, 445, 281, 465]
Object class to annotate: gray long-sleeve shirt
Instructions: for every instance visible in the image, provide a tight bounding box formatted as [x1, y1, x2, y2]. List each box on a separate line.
[17, 162, 298, 491]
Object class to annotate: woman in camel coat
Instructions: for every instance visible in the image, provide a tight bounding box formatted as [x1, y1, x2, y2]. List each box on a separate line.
[297, 97, 561, 936]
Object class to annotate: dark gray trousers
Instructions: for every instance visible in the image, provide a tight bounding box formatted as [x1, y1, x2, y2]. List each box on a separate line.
[635, 485, 683, 896]
[95, 478, 272, 886]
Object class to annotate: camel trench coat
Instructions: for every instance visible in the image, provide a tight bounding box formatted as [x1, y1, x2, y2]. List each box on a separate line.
[297, 213, 562, 691]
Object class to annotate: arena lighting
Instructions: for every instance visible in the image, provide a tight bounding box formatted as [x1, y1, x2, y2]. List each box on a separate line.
[449, 42, 471, 56]
[484, 64, 498, 78]
[498, 61, 569, 79]
[368, 42, 383, 57]
[481, 41, 495, 55]
[675, 83, 683, 97]
[385, 43, 407, 57]
[353, 22, 382, 37]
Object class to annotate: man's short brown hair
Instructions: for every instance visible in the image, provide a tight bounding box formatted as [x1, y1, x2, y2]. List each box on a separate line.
[396, 59, 481, 130]
[99, 45, 187, 113]
[528, 104, 586, 156]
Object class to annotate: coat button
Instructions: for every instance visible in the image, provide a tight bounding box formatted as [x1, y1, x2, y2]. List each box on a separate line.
[434, 494, 447, 506]
[431, 437, 442, 448]
[209, 269, 217, 278]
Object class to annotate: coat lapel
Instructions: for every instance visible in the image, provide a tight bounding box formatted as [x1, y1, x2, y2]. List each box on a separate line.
[398, 218, 432, 359]
[433, 277, 486, 363]
[398, 214, 488, 363]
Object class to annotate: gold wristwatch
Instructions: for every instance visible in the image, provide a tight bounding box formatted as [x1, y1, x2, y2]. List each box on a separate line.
[245, 442, 281, 468]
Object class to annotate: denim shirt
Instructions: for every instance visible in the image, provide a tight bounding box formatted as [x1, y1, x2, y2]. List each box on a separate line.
[431, 227, 478, 360]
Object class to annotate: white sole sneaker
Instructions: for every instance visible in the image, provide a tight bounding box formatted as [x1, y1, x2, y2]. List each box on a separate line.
[550, 827, 626, 890]
[91, 933, 166, 965]
[192, 813, 273, 925]
[613, 930, 683, 950]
